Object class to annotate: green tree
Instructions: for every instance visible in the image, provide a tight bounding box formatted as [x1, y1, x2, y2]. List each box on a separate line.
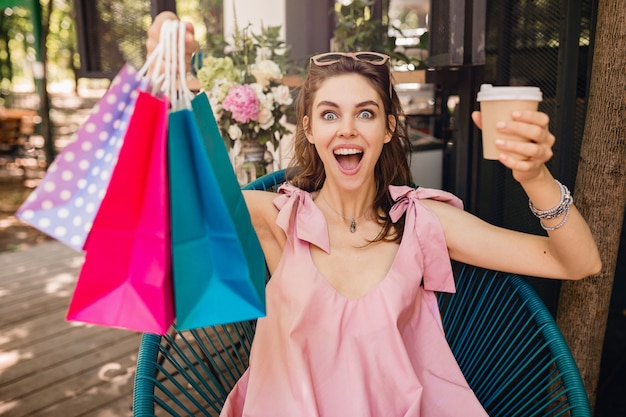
[0, 6, 33, 91]
[44, 0, 78, 84]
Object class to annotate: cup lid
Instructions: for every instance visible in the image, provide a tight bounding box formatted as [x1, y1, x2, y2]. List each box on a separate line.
[476, 84, 543, 102]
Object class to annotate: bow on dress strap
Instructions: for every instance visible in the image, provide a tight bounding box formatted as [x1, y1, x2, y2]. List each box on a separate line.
[273, 183, 331, 254]
[389, 185, 464, 293]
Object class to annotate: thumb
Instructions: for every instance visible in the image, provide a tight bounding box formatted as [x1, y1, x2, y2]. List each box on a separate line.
[471, 111, 482, 130]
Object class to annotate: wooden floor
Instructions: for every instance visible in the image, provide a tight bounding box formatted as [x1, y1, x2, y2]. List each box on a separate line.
[0, 241, 141, 417]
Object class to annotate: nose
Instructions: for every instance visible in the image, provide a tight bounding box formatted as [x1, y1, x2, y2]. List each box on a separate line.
[337, 118, 357, 138]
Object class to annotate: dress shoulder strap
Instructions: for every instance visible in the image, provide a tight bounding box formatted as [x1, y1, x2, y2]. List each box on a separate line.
[272, 183, 330, 253]
[389, 185, 463, 293]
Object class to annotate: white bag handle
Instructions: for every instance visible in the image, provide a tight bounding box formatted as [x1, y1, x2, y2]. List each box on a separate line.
[176, 22, 195, 110]
[138, 19, 195, 109]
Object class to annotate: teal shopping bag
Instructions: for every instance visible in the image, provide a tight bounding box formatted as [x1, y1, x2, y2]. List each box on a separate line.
[168, 92, 266, 330]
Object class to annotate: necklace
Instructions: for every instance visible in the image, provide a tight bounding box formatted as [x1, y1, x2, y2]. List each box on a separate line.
[319, 191, 367, 233]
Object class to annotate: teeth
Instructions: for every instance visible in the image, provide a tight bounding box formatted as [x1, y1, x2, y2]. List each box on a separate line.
[334, 148, 363, 156]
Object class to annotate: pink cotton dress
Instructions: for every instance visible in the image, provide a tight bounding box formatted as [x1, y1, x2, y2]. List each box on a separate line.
[220, 184, 488, 417]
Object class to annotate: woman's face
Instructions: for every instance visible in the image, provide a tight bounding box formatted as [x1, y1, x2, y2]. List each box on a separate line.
[303, 73, 393, 190]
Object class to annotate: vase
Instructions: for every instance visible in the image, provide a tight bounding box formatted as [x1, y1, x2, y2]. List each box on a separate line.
[234, 140, 274, 185]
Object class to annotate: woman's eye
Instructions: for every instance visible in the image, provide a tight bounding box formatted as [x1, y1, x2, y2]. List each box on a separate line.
[358, 110, 373, 119]
[322, 112, 337, 121]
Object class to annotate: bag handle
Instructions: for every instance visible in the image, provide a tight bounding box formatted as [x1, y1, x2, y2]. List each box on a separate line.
[161, 20, 195, 110]
[137, 19, 195, 109]
[175, 22, 195, 110]
[137, 29, 165, 89]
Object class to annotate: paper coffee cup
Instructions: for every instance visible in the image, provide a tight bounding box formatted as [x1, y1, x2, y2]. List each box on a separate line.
[476, 84, 543, 160]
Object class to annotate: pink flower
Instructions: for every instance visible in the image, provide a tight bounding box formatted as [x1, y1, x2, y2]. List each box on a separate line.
[222, 85, 260, 123]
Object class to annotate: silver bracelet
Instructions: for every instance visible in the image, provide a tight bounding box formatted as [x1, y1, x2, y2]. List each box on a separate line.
[540, 205, 571, 231]
[528, 179, 573, 219]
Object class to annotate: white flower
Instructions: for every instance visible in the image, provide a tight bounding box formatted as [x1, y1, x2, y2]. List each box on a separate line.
[207, 94, 223, 120]
[250, 59, 282, 88]
[271, 85, 293, 106]
[194, 26, 293, 149]
[228, 124, 243, 141]
[249, 83, 264, 96]
[252, 84, 273, 108]
[257, 106, 275, 130]
[256, 47, 273, 61]
[210, 79, 235, 102]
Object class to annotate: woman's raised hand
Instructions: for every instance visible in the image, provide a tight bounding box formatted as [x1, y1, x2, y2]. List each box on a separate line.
[146, 11, 198, 70]
[471, 110, 556, 184]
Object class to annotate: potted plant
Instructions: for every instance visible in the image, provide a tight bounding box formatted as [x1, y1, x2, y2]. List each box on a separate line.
[195, 23, 295, 184]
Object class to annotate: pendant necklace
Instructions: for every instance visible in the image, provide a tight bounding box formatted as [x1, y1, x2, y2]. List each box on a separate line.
[319, 191, 367, 233]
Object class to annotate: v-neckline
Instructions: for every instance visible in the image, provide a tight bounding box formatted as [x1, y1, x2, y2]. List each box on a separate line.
[306, 230, 404, 302]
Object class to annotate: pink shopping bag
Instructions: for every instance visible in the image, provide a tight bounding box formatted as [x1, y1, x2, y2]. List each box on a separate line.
[16, 64, 147, 251]
[66, 90, 174, 334]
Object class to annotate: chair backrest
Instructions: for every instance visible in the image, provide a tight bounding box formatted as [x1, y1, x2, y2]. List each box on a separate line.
[132, 170, 591, 417]
[438, 264, 591, 417]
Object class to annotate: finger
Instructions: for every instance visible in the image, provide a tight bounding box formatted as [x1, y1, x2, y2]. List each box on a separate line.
[148, 11, 179, 37]
[511, 110, 550, 128]
[498, 154, 538, 177]
[184, 21, 195, 38]
[146, 38, 158, 55]
[184, 23, 198, 57]
[497, 118, 556, 150]
[471, 111, 482, 129]
[153, 11, 179, 26]
[147, 11, 178, 53]
[496, 143, 540, 169]
[496, 138, 554, 163]
[498, 120, 546, 143]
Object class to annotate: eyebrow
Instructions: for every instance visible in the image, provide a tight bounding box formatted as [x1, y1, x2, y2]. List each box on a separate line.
[316, 100, 380, 109]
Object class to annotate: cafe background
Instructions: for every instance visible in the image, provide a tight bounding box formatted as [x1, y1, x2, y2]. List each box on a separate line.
[1, 0, 623, 415]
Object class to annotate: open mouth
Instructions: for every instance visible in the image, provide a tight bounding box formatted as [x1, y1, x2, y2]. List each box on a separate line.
[334, 148, 363, 171]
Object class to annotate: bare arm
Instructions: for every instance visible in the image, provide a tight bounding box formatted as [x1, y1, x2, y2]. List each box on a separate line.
[425, 198, 599, 279]
[242, 190, 285, 274]
[430, 111, 601, 280]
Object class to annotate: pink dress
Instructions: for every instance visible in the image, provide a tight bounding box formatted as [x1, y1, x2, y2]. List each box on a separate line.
[221, 184, 488, 417]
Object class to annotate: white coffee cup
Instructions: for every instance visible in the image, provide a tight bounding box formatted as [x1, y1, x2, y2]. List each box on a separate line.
[476, 84, 543, 160]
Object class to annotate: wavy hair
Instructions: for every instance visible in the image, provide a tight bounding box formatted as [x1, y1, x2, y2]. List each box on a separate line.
[286, 56, 413, 242]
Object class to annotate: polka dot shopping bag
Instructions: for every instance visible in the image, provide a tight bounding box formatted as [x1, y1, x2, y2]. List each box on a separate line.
[17, 64, 149, 251]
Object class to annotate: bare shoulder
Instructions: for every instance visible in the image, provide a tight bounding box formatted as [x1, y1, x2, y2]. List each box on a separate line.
[242, 189, 280, 227]
[420, 197, 467, 222]
[418, 194, 553, 276]
[417, 197, 489, 244]
[243, 189, 279, 206]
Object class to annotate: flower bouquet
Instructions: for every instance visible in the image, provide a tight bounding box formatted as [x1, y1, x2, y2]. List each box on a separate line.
[196, 24, 294, 152]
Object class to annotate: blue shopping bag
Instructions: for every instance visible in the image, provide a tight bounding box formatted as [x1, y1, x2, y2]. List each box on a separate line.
[168, 92, 266, 330]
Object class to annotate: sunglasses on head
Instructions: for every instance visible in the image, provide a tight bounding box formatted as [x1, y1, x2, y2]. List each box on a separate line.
[310, 52, 390, 66]
[310, 52, 394, 98]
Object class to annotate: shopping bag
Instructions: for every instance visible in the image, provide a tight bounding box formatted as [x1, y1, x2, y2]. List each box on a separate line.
[169, 91, 266, 330]
[16, 64, 147, 250]
[66, 90, 174, 334]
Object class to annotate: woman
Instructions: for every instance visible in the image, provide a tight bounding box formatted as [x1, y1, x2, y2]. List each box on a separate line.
[149, 13, 601, 417]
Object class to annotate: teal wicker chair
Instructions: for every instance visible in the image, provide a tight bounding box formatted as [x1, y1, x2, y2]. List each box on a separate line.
[133, 170, 591, 417]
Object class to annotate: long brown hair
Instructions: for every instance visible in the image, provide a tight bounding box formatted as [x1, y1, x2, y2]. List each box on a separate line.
[286, 56, 413, 242]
